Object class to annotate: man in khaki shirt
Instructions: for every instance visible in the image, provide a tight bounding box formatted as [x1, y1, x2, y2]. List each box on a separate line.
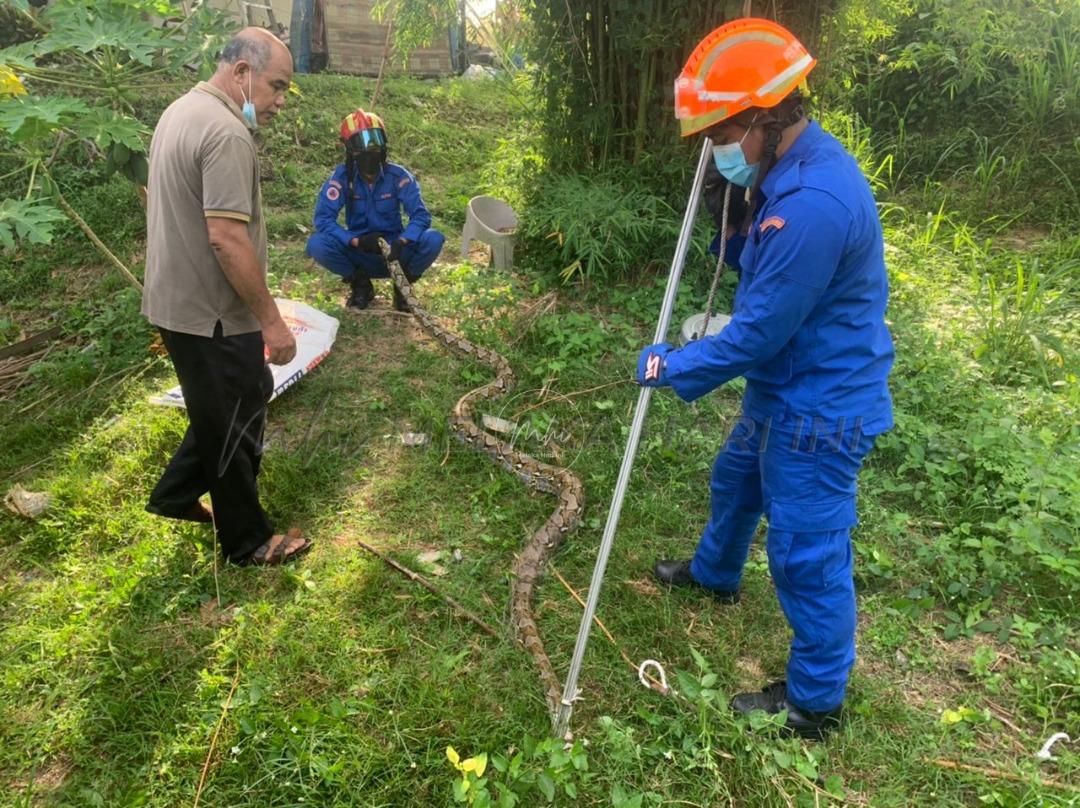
[142, 28, 310, 565]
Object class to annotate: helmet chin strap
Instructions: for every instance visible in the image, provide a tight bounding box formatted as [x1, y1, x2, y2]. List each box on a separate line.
[738, 96, 805, 234]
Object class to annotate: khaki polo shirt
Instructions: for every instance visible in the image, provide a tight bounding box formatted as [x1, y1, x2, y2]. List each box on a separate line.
[142, 82, 268, 337]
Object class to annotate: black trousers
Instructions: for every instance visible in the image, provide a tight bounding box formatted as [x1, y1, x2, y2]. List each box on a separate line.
[147, 323, 274, 562]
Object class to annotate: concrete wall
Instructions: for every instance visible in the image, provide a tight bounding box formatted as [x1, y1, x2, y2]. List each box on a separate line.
[203, 0, 454, 77]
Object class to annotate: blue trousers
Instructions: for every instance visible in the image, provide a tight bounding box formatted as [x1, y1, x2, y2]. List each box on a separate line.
[305, 229, 445, 280]
[689, 416, 876, 712]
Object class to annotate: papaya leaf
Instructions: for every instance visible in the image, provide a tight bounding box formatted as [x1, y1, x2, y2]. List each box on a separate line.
[0, 198, 66, 249]
[39, 1, 169, 66]
[73, 108, 148, 152]
[0, 95, 90, 143]
[0, 43, 39, 71]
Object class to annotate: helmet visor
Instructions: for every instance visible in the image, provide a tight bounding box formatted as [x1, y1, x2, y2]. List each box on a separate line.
[347, 128, 386, 151]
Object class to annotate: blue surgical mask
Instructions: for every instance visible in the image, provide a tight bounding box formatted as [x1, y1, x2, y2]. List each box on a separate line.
[240, 71, 257, 129]
[711, 126, 758, 187]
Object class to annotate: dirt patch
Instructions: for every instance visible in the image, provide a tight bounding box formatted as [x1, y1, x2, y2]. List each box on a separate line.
[622, 577, 661, 598]
[857, 615, 1034, 755]
[733, 656, 767, 687]
[997, 225, 1052, 252]
[9, 754, 74, 800]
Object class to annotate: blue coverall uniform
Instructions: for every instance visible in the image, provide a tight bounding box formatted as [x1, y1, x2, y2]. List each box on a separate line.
[662, 121, 895, 713]
[305, 161, 445, 280]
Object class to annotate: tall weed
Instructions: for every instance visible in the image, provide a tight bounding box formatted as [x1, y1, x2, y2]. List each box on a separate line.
[973, 256, 1076, 386]
[519, 172, 686, 284]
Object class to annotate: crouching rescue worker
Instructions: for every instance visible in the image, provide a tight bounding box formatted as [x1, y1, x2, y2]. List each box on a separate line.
[305, 108, 444, 311]
[636, 18, 894, 739]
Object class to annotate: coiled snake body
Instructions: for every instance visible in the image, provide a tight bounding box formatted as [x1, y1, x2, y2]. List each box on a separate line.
[386, 260, 583, 717]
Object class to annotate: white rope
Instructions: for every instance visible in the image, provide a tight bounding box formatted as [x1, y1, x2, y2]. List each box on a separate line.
[1035, 732, 1070, 760]
[637, 659, 672, 695]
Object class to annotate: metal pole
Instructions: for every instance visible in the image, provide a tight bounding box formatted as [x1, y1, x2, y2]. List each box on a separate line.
[553, 138, 714, 738]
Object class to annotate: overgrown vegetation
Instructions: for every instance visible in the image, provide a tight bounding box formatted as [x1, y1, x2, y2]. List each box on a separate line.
[1, 0, 1078, 805]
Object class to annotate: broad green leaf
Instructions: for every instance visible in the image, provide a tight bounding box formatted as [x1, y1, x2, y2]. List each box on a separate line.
[0, 95, 89, 143]
[0, 43, 39, 71]
[451, 778, 469, 802]
[73, 108, 147, 151]
[0, 197, 66, 249]
[536, 773, 555, 802]
[39, 1, 169, 65]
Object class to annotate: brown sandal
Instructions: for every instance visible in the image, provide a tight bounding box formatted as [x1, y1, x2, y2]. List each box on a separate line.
[247, 528, 312, 566]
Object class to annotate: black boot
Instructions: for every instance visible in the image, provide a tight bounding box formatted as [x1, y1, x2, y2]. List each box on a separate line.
[731, 681, 842, 740]
[393, 273, 419, 312]
[653, 559, 739, 604]
[347, 274, 375, 310]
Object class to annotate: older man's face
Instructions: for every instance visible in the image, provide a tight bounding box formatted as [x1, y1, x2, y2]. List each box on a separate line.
[246, 47, 292, 125]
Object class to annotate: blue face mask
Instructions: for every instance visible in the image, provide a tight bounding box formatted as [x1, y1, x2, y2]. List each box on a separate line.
[711, 126, 758, 187]
[240, 72, 257, 129]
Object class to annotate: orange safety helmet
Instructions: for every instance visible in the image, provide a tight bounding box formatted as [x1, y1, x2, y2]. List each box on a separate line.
[674, 18, 816, 138]
[339, 108, 387, 148]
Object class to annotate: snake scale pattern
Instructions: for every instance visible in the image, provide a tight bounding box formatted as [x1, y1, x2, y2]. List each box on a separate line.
[385, 258, 584, 717]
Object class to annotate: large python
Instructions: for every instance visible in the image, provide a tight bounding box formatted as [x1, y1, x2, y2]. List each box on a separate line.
[384, 254, 584, 718]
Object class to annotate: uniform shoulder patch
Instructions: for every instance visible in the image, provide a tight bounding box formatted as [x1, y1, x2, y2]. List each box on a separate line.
[328, 179, 342, 189]
[398, 176, 411, 188]
[759, 216, 785, 234]
[326, 185, 340, 201]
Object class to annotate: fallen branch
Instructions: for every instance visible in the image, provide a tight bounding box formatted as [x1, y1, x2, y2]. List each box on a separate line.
[355, 539, 498, 637]
[927, 758, 1078, 793]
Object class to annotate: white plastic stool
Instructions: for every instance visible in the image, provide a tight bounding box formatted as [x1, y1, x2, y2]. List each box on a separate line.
[461, 195, 518, 270]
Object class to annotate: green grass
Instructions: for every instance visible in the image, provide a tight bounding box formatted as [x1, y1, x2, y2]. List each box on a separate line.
[1, 73, 1079, 806]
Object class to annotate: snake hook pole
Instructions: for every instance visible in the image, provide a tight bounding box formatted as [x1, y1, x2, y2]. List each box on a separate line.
[554, 138, 714, 738]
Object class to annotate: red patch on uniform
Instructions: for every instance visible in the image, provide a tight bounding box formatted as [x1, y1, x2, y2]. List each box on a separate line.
[759, 216, 785, 234]
[326, 186, 340, 201]
[398, 177, 411, 188]
[328, 179, 342, 189]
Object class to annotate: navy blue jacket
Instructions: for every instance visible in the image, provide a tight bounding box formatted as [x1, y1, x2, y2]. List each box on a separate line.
[312, 162, 432, 246]
[665, 121, 894, 435]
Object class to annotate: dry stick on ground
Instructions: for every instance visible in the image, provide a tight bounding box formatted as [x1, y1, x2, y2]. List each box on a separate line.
[511, 378, 631, 419]
[355, 539, 498, 637]
[193, 662, 241, 808]
[927, 758, 1078, 793]
[0, 347, 50, 402]
[549, 564, 670, 696]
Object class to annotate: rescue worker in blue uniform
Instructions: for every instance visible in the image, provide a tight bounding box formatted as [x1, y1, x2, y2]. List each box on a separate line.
[637, 19, 894, 739]
[306, 108, 445, 311]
